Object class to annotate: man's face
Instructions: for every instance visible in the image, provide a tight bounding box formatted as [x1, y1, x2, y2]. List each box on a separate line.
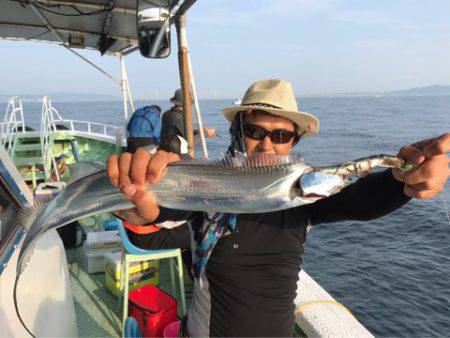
[243, 111, 297, 155]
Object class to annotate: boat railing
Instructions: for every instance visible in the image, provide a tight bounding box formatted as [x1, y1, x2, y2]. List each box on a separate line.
[40, 96, 124, 147]
[41, 96, 61, 181]
[50, 119, 122, 140]
[0, 97, 26, 155]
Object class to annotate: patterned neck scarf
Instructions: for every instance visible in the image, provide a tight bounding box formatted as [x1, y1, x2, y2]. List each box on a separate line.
[191, 112, 245, 283]
[191, 213, 237, 281]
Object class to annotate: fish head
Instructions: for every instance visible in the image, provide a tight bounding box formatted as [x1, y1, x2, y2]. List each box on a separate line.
[295, 170, 351, 199]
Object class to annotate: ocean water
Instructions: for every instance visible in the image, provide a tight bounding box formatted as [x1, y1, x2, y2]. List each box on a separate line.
[3, 96, 449, 336]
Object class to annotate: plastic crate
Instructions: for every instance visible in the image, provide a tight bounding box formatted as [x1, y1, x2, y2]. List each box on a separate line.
[129, 285, 178, 338]
[104, 250, 160, 297]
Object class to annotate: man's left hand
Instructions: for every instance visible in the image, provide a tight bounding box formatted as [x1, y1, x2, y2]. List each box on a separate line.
[392, 133, 450, 199]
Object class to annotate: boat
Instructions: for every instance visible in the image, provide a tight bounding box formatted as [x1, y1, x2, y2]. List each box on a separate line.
[0, 1, 373, 337]
[233, 99, 242, 105]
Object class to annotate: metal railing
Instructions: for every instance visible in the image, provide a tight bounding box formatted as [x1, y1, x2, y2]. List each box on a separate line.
[40, 97, 61, 181]
[0, 96, 124, 180]
[0, 97, 26, 155]
[40, 97, 124, 178]
[49, 119, 122, 140]
[40, 97, 122, 140]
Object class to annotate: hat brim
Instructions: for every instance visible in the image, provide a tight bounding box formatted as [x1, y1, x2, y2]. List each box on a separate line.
[222, 106, 319, 138]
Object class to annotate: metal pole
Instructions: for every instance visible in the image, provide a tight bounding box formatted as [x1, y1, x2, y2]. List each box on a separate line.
[120, 55, 129, 120]
[66, 47, 121, 84]
[126, 80, 135, 114]
[27, 4, 122, 85]
[122, 60, 135, 113]
[176, 15, 194, 158]
[186, 45, 208, 158]
[174, 0, 197, 17]
[35, 0, 136, 15]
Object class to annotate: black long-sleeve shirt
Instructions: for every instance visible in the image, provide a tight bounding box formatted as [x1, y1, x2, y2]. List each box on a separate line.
[159, 106, 186, 154]
[128, 169, 410, 337]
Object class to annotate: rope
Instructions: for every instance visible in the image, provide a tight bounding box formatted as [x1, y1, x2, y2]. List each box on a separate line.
[242, 102, 282, 109]
[295, 300, 355, 318]
[440, 194, 450, 227]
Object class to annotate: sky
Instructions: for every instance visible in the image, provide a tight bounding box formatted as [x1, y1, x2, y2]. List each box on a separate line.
[1, 0, 450, 99]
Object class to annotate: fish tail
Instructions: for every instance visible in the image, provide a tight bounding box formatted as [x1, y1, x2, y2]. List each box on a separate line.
[14, 274, 36, 337]
[14, 202, 46, 337]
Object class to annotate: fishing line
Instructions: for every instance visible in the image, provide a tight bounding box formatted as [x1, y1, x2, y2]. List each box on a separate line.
[238, 111, 247, 154]
[440, 193, 450, 227]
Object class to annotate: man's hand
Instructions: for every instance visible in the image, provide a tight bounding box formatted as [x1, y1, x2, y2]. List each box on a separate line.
[392, 133, 450, 199]
[107, 148, 181, 225]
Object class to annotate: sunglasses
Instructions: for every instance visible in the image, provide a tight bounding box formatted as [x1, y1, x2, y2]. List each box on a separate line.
[242, 124, 297, 144]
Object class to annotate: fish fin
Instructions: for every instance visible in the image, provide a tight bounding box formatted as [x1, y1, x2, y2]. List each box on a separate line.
[174, 152, 304, 169]
[67, 161, 105, 185]
[239, 152, 304, 168]
[17, 199, 47, 231]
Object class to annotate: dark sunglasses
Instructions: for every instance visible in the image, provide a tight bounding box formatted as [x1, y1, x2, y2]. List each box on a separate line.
[242, 124, 297, 144]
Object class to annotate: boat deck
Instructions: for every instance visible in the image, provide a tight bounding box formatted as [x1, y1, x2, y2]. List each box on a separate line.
[66, 246, 193, 337]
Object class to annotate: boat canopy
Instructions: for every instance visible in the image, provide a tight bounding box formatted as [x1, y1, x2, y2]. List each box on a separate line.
[0, 0, 192, 55]
[0, 0, 204, 157]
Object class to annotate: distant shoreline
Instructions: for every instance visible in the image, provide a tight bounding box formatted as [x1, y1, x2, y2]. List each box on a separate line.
[2, 94, 450, 103]
[2, 84, 449, 102]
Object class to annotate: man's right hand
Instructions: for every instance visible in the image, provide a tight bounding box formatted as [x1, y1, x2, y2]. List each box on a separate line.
[107, 148, 182, 225]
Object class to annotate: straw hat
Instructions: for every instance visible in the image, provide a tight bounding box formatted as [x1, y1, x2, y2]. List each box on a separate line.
[222, 79, 319, 138]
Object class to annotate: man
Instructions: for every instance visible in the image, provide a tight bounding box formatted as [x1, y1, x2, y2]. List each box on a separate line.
[108, 79, 449, 337]
[161, 88, 216, 154]
[160, 89, 188, 154]
[124, 103, 187, 236]
[126, 104, 162, 153]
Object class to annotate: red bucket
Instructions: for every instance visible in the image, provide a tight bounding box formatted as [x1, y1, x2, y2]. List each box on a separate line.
[129, 285, 178, 337]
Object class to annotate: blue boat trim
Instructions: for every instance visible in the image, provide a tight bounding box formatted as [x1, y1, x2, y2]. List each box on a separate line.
[0, 161, 30, 207]
[0, 227, 25, 276]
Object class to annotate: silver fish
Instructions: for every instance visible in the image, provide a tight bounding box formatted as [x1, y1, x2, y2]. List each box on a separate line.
[16, 153, 413, 275]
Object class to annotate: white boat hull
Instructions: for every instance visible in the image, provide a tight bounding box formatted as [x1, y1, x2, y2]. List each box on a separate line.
[0, 230, 77, 337]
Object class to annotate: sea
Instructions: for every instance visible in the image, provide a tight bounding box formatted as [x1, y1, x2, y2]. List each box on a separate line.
[3, 96, 449, 337]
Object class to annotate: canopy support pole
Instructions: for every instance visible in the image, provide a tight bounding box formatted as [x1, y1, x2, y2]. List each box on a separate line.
[126, 76, 135, 114]
[176, 15, 194, 158]
[120, 55, 135, 114]
[186, 41, 208, 158]
[66, 47, 121, 84]
[120, 54, 129, 120]
[28, 4, 121, 85]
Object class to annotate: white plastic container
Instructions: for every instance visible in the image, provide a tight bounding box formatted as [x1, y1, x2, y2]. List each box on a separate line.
[85, 230, 120, 250]
[82, 243, 119, 273]
[82, 231, 121, 273]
